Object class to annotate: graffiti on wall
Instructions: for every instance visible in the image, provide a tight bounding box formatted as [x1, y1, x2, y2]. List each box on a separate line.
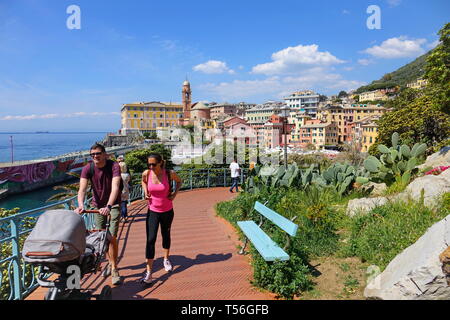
[0, 158, 88, 190]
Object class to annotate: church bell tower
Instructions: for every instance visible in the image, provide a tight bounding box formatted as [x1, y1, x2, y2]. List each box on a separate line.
[182, 79, 192, 119]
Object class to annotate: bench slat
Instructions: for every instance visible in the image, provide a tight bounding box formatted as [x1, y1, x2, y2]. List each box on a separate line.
[237, 221, 289, 262]
[254, 201, 298, 237]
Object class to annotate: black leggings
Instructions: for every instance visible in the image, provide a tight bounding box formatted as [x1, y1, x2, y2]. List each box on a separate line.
[145, 209, 174, 259]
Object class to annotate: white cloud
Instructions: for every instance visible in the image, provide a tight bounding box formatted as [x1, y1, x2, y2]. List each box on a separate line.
[193, 60, 235, 74]
[358, 58, 374, 66]
[198, 68, 365, 101]
[386, 0, 402, 7]
[364, 37, 427, 59]
[0, 112, 120, 121]
[342, 9, 350, 15]
[427, 40, 440, 49]
[251, 44, 344, 75]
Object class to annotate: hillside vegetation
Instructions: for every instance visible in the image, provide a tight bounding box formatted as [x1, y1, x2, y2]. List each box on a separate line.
[355, 51, 431, 93]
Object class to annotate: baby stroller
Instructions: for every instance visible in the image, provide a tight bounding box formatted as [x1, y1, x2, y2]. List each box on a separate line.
[22, 209, 112, 300]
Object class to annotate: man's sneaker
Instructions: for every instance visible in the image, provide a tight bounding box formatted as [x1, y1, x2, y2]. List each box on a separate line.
[111, 269, 121, 286]
[140, 271, 153, 284]
[164, 258, 173, 272]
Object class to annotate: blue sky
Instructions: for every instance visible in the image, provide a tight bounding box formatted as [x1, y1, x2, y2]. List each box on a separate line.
[0, 0, 448, 132]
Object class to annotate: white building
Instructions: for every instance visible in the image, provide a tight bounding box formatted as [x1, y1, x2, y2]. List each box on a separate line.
[283, 90, 320, 118]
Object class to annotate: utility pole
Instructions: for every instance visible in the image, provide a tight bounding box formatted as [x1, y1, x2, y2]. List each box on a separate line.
[10, 135, 14, 163]
[284, 118, 288, 169]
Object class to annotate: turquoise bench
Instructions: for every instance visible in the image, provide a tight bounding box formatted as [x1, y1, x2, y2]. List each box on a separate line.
[237, 201, 298, 262]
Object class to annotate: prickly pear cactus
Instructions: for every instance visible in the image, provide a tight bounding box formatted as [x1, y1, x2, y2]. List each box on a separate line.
[363, 132, 427, 186]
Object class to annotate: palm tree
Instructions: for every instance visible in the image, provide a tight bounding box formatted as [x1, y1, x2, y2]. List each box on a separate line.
[46, 172, 91, 209]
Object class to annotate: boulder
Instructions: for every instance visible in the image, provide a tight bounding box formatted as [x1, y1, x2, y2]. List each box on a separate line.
[346, 197, 388, 217]
[399, 169, 450, 208]
[366, 182, 387, 197]
[364, 214, 450, 300]
[417, 146, 450, 170]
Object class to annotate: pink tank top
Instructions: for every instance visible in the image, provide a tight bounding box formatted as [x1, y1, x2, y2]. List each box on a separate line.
[147, 170, 173, 213]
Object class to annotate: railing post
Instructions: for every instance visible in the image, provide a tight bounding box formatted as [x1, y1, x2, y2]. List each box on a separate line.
[207, 169, 210, 188]
[190, 169, 193, 190]
[10, 218, 23, 300]
[223, 168, 226, 187]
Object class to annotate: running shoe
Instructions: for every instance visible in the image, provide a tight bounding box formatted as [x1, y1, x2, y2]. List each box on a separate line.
[164, 258, 173, 272]
[140, 271, 153, 284]
[111, 269, 121, 286]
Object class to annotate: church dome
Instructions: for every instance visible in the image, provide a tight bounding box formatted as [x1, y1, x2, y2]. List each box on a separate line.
[183, 80, 190, 86]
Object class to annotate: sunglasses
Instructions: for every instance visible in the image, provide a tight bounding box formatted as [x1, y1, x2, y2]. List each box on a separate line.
[90, 152, 103, 157]
[147, 162, 159, 167]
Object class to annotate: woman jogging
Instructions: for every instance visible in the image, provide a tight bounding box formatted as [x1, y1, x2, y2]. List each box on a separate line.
[140, 153, 182, 284]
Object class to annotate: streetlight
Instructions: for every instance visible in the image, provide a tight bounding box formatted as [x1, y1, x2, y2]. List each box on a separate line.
[10, 135, 14, 163]
[279, 106, 290, 169]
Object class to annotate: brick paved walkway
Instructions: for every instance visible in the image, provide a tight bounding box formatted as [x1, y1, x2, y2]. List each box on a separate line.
[26, 188, 274, 300]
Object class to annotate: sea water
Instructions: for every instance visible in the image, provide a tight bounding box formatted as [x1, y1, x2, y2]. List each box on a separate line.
[0, 132, 108, 163]
[0, 132, 107, 211]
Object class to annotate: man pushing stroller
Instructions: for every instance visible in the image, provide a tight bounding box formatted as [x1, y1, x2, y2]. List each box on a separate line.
[75, 143, 123, 286]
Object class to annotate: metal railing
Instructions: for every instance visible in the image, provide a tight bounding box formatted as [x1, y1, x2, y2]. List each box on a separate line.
[0, 167, 246, 300]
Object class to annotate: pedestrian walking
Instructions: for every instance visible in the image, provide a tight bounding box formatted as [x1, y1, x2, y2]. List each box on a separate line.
[75, 143, 123, 286]
[229, 158, 240, 193]
[119, 160, 131, 222]
[140, 153, 182, 284]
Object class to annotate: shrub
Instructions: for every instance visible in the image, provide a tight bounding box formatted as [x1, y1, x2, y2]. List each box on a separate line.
[215, 186, 343, 298]
[1, 208, 37, 300]
[124, 144, 173, 175]
[343, 196, 450, 270]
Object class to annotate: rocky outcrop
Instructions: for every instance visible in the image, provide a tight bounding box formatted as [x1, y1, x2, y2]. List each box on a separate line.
[346, 147, 450, 216]
[346, 197, 388, 217]
[440, 246, 450, 286]
[364, 215, 450, 300]
[417, 146, 450, 170]
[400, 168, 450, 208]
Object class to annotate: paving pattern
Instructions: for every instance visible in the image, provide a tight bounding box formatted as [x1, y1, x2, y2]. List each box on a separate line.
[26, 188, 274, 300]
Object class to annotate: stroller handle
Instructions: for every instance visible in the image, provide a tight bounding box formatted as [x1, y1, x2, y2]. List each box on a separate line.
[81, 210, 101, 214]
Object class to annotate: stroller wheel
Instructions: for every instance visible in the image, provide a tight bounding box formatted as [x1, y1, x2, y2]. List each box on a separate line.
[44, 287, 57, 300]
[98, 285, 112, 300]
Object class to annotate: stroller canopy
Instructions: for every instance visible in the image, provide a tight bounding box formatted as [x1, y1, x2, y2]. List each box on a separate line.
[23, 210, 87, 264]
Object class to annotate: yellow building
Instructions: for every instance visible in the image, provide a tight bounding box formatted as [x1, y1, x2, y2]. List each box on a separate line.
[406, 78, 428, 89]
[359, 90, 388, 102]
[288, 111, 311, 144]
[353, 115, 381, 152]
[121, 101, 184, 134]
[299, 121, 339, 150]
[317, 104, 386, 143]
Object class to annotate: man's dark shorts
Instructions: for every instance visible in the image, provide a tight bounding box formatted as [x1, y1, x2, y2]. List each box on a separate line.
[93, 205, 120, 237]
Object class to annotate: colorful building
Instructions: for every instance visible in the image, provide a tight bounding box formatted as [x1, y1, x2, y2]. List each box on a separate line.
[407, 78, 428, 89]
[263, 114, 294, 149]
[120, 101, 184, 134]
[283, 90, 320, 117]
[317, 104, 386, 144]
[352, 115, 381, 152]
[358, 90, 389, 102]
[298, 120, 339, 150]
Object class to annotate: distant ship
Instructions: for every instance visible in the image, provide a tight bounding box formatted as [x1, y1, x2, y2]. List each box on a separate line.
[35, 131, 50, 134]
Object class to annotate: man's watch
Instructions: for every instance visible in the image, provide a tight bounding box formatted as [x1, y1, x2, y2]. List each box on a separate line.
[107, 205, 112, 210]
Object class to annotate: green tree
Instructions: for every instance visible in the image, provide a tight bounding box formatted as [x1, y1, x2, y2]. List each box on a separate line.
[125, 144, 173, 174]
[338, 90, 348, 98]
[424, 22, 450, 114]
[370, 23, 450, 155]
[369, 93, 450, 156]
[143, 131, 158, 139]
